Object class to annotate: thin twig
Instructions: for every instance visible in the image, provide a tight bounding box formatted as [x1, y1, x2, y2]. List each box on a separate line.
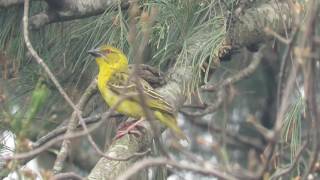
[300, 1, 320, 178]
[23, 0, 100, 172]
[276, 27, 299, 111]
[23, 0, 80, 118]
[246, 115, 274, 141]
[17, 113, 120, 166]
[3, 119, 105, 160]
[78, 113, 151, 161]
[73, 93, 153, 161]
[3, 95, 131, 161]
[272, 141, 307, 178]
[33, 113, 121, 148]
[264, 27, 290, 44]
[253, 48, 300, 180]
[53, 79, 97, 173]
[23, 0, 145, 169]
[115, 157, 237, 180]
[181, 89, 224, 116]
[51, 172, 84, 180]
[129, 5, 170, 156]
[188, 118, 264, 151]
[202, 46, 265, 91]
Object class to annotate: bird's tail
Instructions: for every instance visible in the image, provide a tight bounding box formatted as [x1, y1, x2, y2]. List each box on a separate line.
[154, 111, 188, 141]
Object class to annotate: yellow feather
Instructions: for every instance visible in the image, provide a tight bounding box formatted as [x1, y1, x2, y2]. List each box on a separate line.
[89, 45, 186, 139]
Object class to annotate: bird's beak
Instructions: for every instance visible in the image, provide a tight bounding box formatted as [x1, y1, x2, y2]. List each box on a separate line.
[88, 48, 102, 57]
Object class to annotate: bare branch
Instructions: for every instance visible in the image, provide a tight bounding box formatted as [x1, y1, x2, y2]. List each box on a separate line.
[53, 79, 97, 173]
[0, 0, 23, 8]
[2, 123, 102, 161]
[23, 0, 81, 122]
[2, 94, 132, 161]
[52, 172, 84, 180]
[30, 0, 130, 29]
[115, 157, 237, 180]
[188, 118, 264, 151]
[181, 89, 224, 116]
[202, 46, 265, 91]
[300, 1, 320, 177]
[272, 141, 307, 178]
[227, 0, 291, 49]
[24, 1, 141, 172]
[12, 113, 118, 166]
[276, 27, 299, 111]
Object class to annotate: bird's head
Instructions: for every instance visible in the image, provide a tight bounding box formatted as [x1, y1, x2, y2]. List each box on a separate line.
[88, 45, 128, 69]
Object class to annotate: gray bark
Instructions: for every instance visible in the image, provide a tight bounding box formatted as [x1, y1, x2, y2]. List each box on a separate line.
[30, 0, 129, 29]
[0, 0, 23, 7]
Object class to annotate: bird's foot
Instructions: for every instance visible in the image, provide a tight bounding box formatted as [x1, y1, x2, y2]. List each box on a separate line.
[114, 119, 145, 139]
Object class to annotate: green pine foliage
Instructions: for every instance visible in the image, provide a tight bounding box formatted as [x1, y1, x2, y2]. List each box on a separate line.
[0, 0, 226, 122]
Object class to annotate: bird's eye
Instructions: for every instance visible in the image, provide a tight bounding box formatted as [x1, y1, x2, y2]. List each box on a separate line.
[105, 49, 112, 54]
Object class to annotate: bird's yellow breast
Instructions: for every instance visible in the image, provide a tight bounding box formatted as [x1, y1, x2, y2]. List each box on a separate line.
[98, 80, 144, 118]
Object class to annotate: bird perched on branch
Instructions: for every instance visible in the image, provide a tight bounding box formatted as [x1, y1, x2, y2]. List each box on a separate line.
[88, 45, 186, 139]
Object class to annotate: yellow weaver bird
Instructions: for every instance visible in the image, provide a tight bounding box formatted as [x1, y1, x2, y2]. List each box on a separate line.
[88, 45, 186, 139]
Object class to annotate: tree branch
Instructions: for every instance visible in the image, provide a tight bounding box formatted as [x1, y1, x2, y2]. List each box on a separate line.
[115, 157, 237, 180]
[0, 0, 23, 8]
[53, 79, 97, 173]
[226, 0, 291, 51]
[53, 172, 84, 180]
[30, 0, 130, 29]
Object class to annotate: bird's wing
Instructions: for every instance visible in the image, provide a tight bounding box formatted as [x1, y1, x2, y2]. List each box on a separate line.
[108, 71, 175, 114]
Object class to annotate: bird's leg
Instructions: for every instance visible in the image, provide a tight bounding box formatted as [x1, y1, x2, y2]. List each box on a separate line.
[114, 118, 145, 139]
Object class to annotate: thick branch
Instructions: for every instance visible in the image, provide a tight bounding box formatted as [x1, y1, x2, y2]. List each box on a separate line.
[230, 1, 290, 45]
[30, 0, 130, 29]
[0, 0, 23, 8]
[116, 157, 237, 180]
[221, 0, 291, 59]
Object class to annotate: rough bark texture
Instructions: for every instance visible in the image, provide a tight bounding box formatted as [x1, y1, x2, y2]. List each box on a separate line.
[87, 124, 151, 180]
[227, 0, 291, 49]
[30, 0, 130, 29]
[0, 0, 23, 7]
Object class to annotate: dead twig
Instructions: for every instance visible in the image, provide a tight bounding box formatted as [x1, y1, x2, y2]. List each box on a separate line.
[202, 46, 265, 91]
[129, 5, 170, 158]
[15, 112, 121, 166]
[272, 141, 307, 178]
[189, 119, 264, 151]
[3, 118, 105, 161]
[72, 93, 153, 161]
[116, 157, 237, 180]
[53, 79, 97, 173]
[276, 27, 299, 111]
[23, 0, 148, 171]
[33, 113, 121, 148]
[300, 1, 320, 178]
[181, 89, 224, 116]
[77, 113, 151, 161]
[51, 172, 84, 180]
[264, 27, 290, 44]
[23, 0, 81, 119]
[3, 94, 135, 161]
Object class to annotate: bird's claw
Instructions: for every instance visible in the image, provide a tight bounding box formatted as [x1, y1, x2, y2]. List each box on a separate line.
[114, 119, 145, 139]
